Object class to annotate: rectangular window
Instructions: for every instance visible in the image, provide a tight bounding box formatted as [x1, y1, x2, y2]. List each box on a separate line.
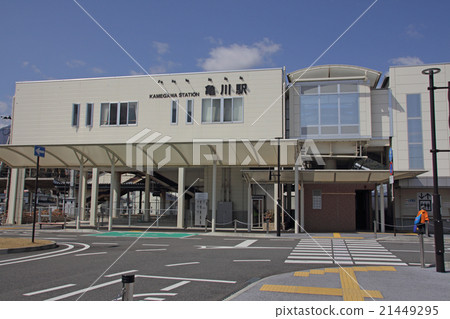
[86, 103, 93, 127]
[407, 94, 424, 169]
[312, 190, 322, 210]
[201, 97, 244, 124]
[100, 102, 138, 126]
[186, 100, 193, 124]
[299, 82, 360, 137]
[171, 100, 178, 124]
[72, 104, 80, 127]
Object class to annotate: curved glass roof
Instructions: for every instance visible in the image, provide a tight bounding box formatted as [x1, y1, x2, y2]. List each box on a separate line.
[287, 64, 382, 88]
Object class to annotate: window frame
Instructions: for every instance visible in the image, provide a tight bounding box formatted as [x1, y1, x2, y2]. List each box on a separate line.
[201, 97, 244, 124]
[72, 103, 80, 127]
[100, 101, 138, 126]
[186, 99, 194, 124]
[406, 94, 424, 169]
[298, 81, 360, 137]
[86, 103, 93, 127]
[171, 100, 178, 125]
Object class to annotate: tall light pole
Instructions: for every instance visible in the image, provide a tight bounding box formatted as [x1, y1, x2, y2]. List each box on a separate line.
[421, 67, 449, 273]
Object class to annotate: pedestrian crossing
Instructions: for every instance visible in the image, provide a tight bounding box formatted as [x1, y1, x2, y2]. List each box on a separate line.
[285, 238, 407, 266]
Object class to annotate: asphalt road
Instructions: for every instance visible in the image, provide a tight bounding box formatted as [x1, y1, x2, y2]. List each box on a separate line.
[0, 228, 442, 301]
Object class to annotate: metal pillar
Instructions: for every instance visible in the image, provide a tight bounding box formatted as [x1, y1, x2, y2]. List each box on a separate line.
[211, 161, 217, 232]
[144, 174, 150, 222]
[108, 161, 115, 231]
[422, 67, 447, 273]
[380, 183, 385, 233]
[247, 183, 252, 232]
[294, 164, 299, 234]
[90, 168, 99, 227]
[177, 167, 185, 229]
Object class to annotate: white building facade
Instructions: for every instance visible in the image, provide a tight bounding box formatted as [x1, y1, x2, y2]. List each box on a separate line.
[1, 63, 449, 233]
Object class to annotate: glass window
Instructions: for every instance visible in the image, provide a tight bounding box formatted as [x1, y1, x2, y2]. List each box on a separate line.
[171, 100, 178, 124]
[100, 102, 137, 126]
[320, 95, 339, 125]
[186, 100, 193, 124]
[312, 190, 322, 210]
[320, 84, 338, 94]
[212, 99, 221, 123]
[407, 94, 423, 169]
[340, 94, 359, 124]
[407, 94, 421, 118]
[301, 85, 318, 95]
[128, 102, 137, 125]
[100, 103, 109, 125]
[223, 98, 232, 122]
[233, 97, 243, 122]
[299, 82, 360, 137]
[202, 99, 212, 123]
[119, 102, 128, 125]
[201, 97, 244, 124]
[300, 95, 319, 126]
[72, 104, 80, 127]
[86, 103, 93, 127]
[109, 103, 118, 125]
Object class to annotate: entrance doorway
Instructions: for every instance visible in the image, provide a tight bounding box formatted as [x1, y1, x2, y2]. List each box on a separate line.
[355, 190, 372, 230]
[252, 196, 265, 228]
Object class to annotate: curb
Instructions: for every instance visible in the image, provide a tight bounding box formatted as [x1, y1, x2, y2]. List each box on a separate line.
[0, 242, 57, 255]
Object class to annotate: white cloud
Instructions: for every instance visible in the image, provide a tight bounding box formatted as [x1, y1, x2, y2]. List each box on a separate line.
[0, 101, 9, 114]
[153, 41, 169, 55]
[66, 59, 86, 68]
[389, 56, 424, 66]
[405, 24, 423, 38]
[130, 70, 145, 76]
[92, 67, 105, 74]
[198, 38, 281, 71]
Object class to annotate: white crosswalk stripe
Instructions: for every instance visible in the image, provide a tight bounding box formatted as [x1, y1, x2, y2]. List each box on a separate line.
[285, 239, 407, 265]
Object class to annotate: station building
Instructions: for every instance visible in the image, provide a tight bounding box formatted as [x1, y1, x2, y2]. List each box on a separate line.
[0, 63, 449, 233]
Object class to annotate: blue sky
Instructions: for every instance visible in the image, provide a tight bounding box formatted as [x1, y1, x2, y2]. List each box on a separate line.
[1, 0, 449, 128]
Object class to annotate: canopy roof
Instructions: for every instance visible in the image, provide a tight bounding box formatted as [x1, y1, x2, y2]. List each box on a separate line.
[0, 140, 300, 170]
[287, 65, 382, 88]
[242, 169, 426, 184]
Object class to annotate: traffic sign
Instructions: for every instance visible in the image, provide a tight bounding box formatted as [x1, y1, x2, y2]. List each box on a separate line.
[34, 145, 45, 158]
[389, 148, 393, 162]
[389, 162, 393, 175]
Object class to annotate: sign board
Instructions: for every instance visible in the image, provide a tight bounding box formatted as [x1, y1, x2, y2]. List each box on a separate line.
[34, 145, 45, 158]
[195, 193, 208, 226]
[389, 148, 393, 162]
[389, 162, 393, 175]
[417, 192, 432, 212]
[389, 175, 394, 185]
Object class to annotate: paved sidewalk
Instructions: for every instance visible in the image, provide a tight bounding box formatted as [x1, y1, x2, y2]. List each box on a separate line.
[228, 265, 450, 301]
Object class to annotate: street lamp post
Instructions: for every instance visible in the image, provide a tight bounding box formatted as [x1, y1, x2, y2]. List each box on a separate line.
[421, 67, 449, 273]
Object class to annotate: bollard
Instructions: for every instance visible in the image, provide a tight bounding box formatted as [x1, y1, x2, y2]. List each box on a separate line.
[418, 232, 425, 268]
[122, 275, 135, 301]
[266, 220, 269, 234]
[234, 219, 237, 233]
[373, 220, 377, 239]
[205, 222, 207, 233]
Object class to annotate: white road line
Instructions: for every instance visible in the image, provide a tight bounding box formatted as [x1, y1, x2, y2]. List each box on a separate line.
[134, 293, 177, 298]
[144, 297, 165, 301]
[165, 262, 200, 267]
[23, 284, 76, 296]
[136, 275, 236, 284]
[234, 239, 257, 248]
[233, 259, 271, 262]
[0, 243, 90, 266]
[91, 242, 118, 245]
[390, 249, 435, 253]
[46, 279, 122, 301]
[352, 257, 403, 261]
[136, 249, 167, 252]
[161, 281, 190, 291]
[75, 252, 107, 257]
[355, 261, 407, 266]
[43, 237, 76, 240]
[288, 256, 333, 260]
[142, 244, 170, 247]
[285, 260, 334, 264]
[105, 270, 138, 278]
